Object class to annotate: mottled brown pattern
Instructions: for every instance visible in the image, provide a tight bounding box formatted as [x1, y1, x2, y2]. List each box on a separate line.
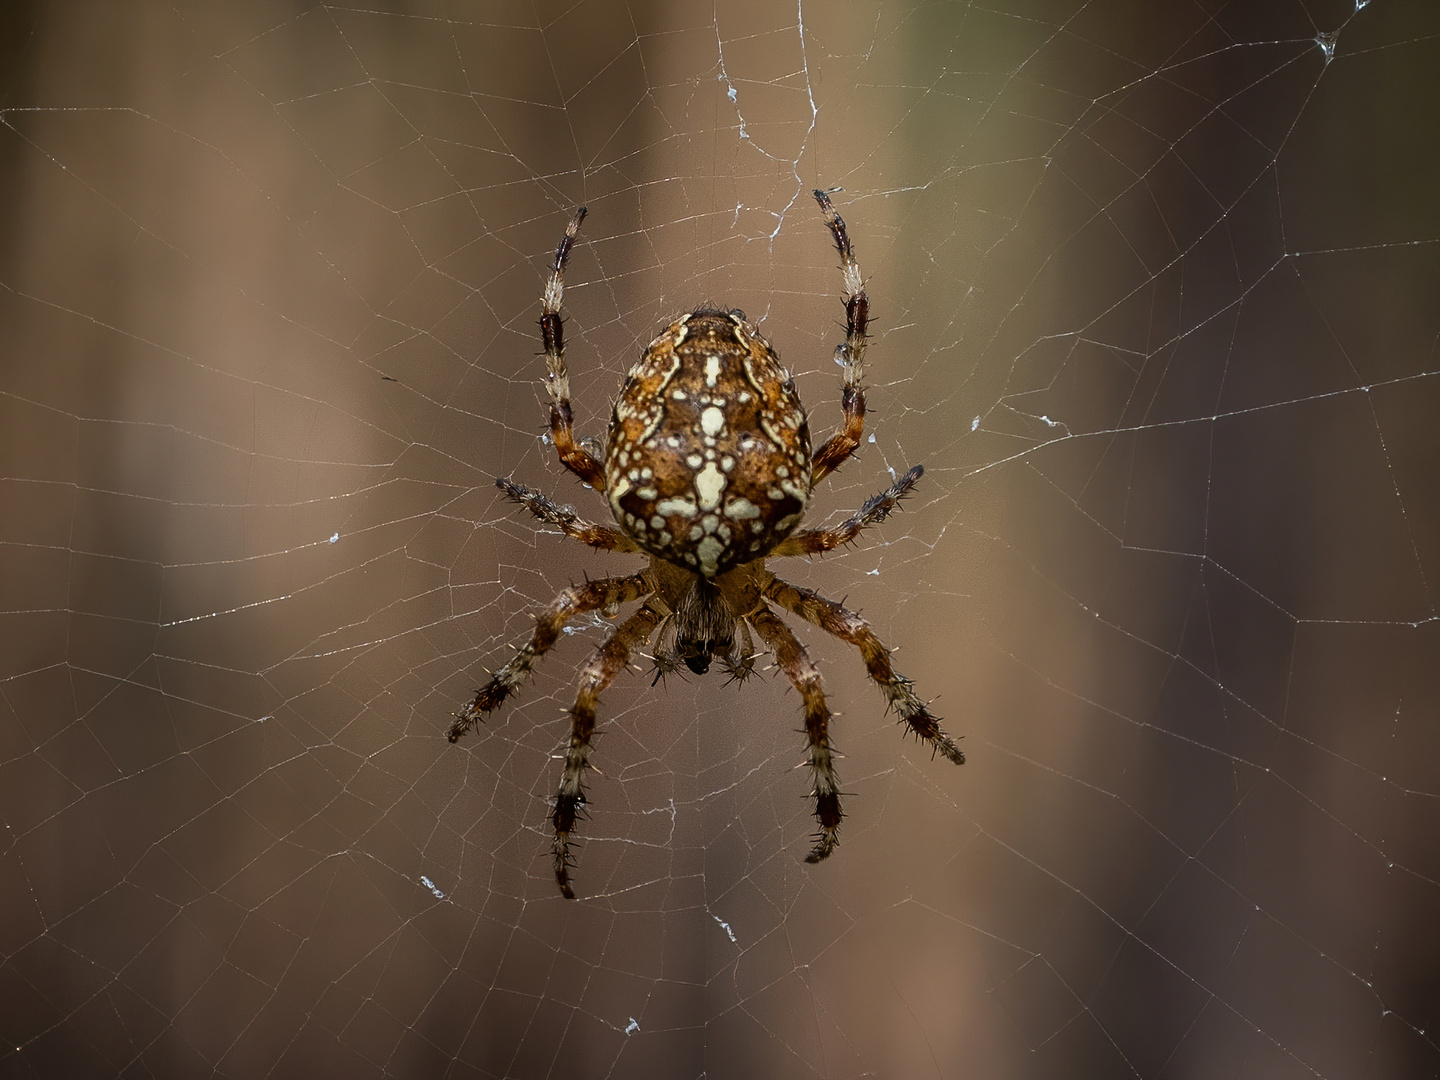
[605, 310, 811, 577]
[450, 192, 962, 898]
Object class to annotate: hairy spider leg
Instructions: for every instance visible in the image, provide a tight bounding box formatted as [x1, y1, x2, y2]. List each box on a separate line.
[447, 571, 650, 742]
[810, 189, 870, 486]
[496, 478, 642, 553]
[762, 576, 965, 765]
[538, 207, 607, 490]
[553, 602, 664, 898]
[773, 464, 924, 557]
[747, 604, 845, 863]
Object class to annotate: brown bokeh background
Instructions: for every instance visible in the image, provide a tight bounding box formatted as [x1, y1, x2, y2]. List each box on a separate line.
[2, 1, 1438, 1077]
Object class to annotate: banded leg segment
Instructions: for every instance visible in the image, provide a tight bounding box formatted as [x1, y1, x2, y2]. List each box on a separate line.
[448, 571, 650, 742]
[762, 575, 964, 766]
[496, 477, 643, 553]
[538, 207, 607, 490]
[553, 603, 664, 898]
[811, 189, 870, 486]
[748, 604, 844, 863]
[772, 465, 923, 557]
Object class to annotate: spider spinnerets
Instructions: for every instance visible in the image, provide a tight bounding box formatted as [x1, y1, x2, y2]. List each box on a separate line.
[449, 190, 964, 899]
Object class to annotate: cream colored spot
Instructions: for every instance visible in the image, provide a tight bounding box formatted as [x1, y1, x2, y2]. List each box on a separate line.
[701, 406, 725, 437]
[636, 486, 657, 500]
[697, 535, 725, 576]
[656, 496, 697, 517]
[704, 355, 721, 386]
[695, 462, 725, 510]
[611, 474, 633, 499]
[725, 498, 760, 520]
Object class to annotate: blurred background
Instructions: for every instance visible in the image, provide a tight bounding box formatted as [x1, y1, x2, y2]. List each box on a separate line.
[2, 0, 1437, 1076]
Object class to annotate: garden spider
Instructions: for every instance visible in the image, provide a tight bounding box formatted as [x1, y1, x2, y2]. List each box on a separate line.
[449, 190, 964, 898]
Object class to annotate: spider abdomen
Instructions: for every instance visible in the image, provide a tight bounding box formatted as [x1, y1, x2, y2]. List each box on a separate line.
[605, 308, 812, 576]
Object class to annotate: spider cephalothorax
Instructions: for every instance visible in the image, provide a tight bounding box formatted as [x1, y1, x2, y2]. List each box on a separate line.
[449, 191, 964, 898]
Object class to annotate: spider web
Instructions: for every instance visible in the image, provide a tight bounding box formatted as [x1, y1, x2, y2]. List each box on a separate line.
[2, 0, 1438, 1076]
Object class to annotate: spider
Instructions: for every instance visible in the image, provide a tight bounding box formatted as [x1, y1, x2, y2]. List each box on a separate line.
[448, 190, 964, 898]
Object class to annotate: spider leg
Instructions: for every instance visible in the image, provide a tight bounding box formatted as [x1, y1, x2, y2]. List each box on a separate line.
[720, 618, 758, 684]
[538, 207, 608, 491]
[771, 465, 923, 557]
[448, 571, 650, 742]
[747, 604, 844, 863]
[496, 477, 643, 553]
[810, 189, 869, 487]
[762, 574, 964, 766]
[553, 602, 664, 898]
